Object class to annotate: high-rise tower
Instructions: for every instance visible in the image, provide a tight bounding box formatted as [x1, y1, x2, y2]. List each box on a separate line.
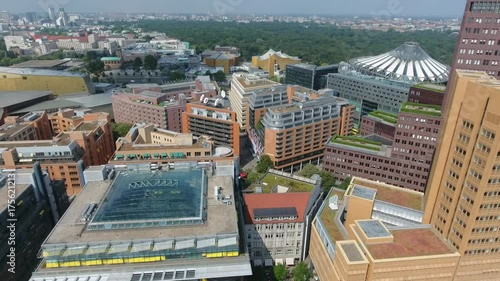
[452, 0, 500, 79]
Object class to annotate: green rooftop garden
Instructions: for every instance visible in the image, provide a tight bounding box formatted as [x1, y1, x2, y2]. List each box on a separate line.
[368, 110, 398, 124]
[319, 190, 346, 241]
[249, 172, 314, 193]
[330, 135, 383, 151]
[413, 83, 446, 93]
[400, 102, 442, 117]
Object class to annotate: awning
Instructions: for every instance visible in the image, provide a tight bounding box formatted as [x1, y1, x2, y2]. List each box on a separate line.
[275, 258, 284, 265]
[116, 154, 124, 159]
[143, 153, 150, 158]
[264, 259, 273, 267]
[286, 258, 295, 266]
[170, 153, 175, 158]
[153, 153, 160, 157]
[253, 259, 262, 266]
[161, 153, 167, 157]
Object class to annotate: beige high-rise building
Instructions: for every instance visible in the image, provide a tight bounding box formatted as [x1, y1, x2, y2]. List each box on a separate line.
[423, 70, 500, 280]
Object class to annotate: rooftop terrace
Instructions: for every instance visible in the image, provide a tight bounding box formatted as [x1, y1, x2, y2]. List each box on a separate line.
[400, 102, 441, 117]
[330, 135, 384, 152]
[350, 178, 423, 211]
[366, 228, 454, 259]
[368, 110, 398, 124]
[318, 190, 346, 242]
[413, 83, 446, 93]
[249, 171, 315, 193]
[73, 122, 99, 131]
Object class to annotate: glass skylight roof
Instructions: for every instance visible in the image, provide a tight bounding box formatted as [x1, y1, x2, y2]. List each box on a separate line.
[88, 169, 207, 230]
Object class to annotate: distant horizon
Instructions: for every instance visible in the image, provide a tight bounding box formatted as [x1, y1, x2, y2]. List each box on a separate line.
[1, 0, 466, 18]
[3, 11, 463, 20]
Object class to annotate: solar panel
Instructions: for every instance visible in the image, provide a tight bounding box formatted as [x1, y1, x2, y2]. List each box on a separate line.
[253, 207, 297, 219]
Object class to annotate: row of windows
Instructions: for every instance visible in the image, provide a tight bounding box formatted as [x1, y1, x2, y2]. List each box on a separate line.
[464, 248, 500, 255]
[461, 38, 500, 45]
[472, 226, 499, 233]
[464, 27, 499, 35]
[480, 203, 500, 209]
[476, 215, 500, 222]
[457, 59, 499, 66]
[469, 2, 500, 14]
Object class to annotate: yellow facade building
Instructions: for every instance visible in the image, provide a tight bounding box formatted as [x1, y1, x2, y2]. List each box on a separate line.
[0, 67, 95, 95]
[424, 70, 500, 280]
[251, 49, 301, 77]
[309, 177, 462, 281]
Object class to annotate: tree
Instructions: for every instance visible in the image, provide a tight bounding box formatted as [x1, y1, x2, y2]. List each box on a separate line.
[293, 262, 311, 281]
[169, 71, 186, 82]
[133, 57, 143, 72]
[256, 154, 274, 173]
[85, 59, 104, 75]
[273, 264, 288, 281]
[213, 70, 227, 82]
[144, 54, 158, 70]
[298, 164, 320, 178]
[319, 171, 336, 194]
[339, 176, 352, 190]
[112, 123, 133, 141]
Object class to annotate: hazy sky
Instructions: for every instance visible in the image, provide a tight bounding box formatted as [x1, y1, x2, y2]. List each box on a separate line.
[4, 0, 465, 17]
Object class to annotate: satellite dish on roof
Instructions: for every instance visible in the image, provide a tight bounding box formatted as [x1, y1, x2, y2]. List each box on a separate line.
[200, 94, 205, 102]
[203, 98, 209, 104]
[221, 90, 226, 99]
[214, 99, 220, 107]
[329, 195, 339, 211]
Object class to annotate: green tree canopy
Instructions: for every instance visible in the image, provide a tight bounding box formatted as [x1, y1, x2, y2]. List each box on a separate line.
[298, 164, 320, 178]
[112, 123, 133, 141]
[133, 57, 143, 72]
[273, 264, 288, 281]
[143, 54, 158, 70]
[293, 262, 311, 281]
[169, 71, 186, 82]
[213, 70, 227, 82]
[339, 176, 352, 190]
[256, 154, 274, 173]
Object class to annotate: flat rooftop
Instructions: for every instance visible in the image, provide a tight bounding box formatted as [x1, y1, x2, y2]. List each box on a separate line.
[73, 122, 99, 131]
[235, 76, 276, 90]
[10, 100, 82, 114]
[0, 91, 53, 108]
[366, 228, 454, 259]
[9, 59, 68, 69]
[413, 83, 446, 93]
[340, 242, 365, 262]
[44, 169, 237, 245]
[0, 66, 86, 78]
[351, 185, 376, 201]
[350, 178, 423, 211]
[249, 172, 315, 193]
[318, 189, 346, 241]
[0, 139, 72, 150]
[0, 123, 32, 137]
[330, 135, 385, 153]
[401, 102, 441, 117]
[358, 220, 391, 238]
[368, 110, 398, 124]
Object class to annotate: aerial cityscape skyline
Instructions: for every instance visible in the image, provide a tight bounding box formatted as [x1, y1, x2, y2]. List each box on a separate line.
[2, 0, 465, 17]
[3, 0, 500, 280]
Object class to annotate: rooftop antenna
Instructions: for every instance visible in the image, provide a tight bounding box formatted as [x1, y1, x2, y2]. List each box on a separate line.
[203, 98, 209, 104]
[221, 90, 227, 99]
[199, 94, 205, 102]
